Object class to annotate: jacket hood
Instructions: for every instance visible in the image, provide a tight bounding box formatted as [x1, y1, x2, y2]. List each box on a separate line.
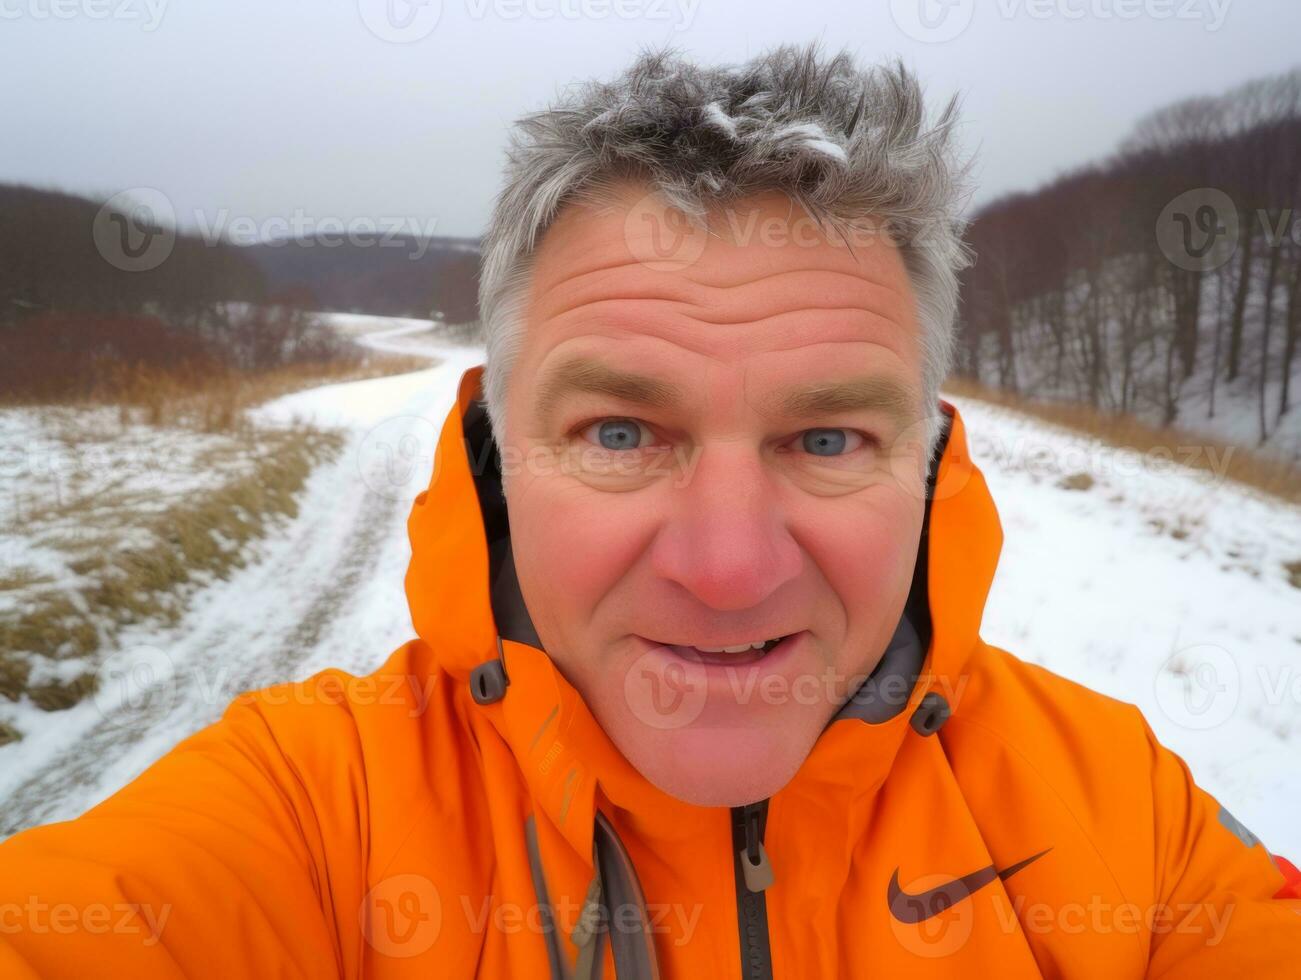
[405, 364, 1004, 860]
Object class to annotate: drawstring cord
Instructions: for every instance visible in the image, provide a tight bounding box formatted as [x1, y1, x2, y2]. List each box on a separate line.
[571, 847, 605, 980]
[525, 810, 660, 979]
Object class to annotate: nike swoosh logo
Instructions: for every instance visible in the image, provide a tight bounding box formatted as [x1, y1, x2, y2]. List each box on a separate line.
[887, 847, 1052, 923]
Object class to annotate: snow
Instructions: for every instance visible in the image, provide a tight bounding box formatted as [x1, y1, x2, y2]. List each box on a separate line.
[968, 255, 1301, 465]
[771, 122, 849, 164]
[0, 407, 264, 616]
[0, 317, 482, 831]
[2, 317, 1296, 866]
[951, 395, 1301, 857]
[702, 101, 740, 138]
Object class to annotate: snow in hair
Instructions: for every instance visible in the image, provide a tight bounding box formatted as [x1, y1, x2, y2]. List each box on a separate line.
[479, 40, 975, 457]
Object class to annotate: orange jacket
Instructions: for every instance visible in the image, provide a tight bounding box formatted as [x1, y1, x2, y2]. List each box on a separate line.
[2, 364, 1298, 978]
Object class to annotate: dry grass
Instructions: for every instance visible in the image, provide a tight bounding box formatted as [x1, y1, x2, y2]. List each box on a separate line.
[27, 673, 99, 712]
[0, 569, 53, 592]
[1, 337, 431, 433]
[0, 425, 344, 710]
[0, 326, 424, 723]
[1057, 471, 1096, 492]
[108, 353, 431, 432]
[0, 654, 30, 705]
[0, 595, 99, 664]
[1286, 560, 1301, 590]
[236, 353, 430, 403]
[942, 377, 1300, 505]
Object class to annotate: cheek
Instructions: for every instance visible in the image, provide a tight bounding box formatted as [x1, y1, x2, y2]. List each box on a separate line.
[508, 476, 655, 638]
[793, 488, 922, 629]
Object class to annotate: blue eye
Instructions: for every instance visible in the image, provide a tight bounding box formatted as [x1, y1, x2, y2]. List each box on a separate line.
[586, 419, 646, 450]
[802, 428, 861, 456]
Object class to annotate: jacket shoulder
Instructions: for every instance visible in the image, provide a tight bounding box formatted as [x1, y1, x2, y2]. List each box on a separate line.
[942, 639, 1162, 807]
[946, 640, 1149, 755]
[236, 639, 474, 851]
[236, 637, 453, 749]
[228, 638, 495, 924]
[939, 642, 1167, 901]
[940, 642, 1298, 971]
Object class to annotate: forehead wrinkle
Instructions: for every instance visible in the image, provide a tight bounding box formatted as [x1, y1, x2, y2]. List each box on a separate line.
[540, 294, 910, 333]
[540, 303, 913, 367]
[534, 263, 911, 328]
[669, 305, 906, 329]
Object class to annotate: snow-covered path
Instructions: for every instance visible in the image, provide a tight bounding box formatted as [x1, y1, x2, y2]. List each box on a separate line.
[1, 323, 1296, 862]
[950, 397, 1300, 857]
[0, 318, 483, 834]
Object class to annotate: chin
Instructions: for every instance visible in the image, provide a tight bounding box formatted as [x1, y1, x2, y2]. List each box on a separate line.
[610, 715, 815, 808]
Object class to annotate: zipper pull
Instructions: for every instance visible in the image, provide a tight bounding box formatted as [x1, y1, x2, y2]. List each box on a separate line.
[572, 864, 604, 948]
[739, 802, 774, 893]
[572, 867, 604, 980]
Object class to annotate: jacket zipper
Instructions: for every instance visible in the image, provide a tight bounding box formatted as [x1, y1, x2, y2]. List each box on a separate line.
[731, 800, 774, 979]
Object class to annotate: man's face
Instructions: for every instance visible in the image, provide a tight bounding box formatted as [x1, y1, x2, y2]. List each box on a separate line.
[501, 185, 930, 807]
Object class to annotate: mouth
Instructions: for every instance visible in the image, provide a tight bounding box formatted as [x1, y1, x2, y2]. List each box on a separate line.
[648, 634, 795, 666]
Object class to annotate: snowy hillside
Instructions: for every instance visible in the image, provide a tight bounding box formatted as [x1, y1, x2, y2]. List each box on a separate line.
[952, 396, 1300, 857]
[1, 316, 1296, 864]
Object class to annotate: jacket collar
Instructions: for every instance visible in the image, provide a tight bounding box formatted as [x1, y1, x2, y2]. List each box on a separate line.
[405, 365, 1003, 859]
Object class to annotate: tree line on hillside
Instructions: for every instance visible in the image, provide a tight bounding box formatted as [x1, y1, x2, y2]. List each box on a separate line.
[957, 67, 1301, 448]
[242, 235, 481, 322]
[0, 184, 483, 401]
[1, 184, 264, 323]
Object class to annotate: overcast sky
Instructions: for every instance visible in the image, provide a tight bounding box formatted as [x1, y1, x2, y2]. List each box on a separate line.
[2, 0, 1298, 239]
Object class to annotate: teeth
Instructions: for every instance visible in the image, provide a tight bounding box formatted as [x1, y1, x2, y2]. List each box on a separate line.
[691, 637, 781, 654]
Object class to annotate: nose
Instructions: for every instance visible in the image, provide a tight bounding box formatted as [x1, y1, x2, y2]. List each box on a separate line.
[649, 440, 802, 611]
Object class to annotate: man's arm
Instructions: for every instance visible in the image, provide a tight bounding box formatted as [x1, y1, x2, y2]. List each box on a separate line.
[0, 693, 348, 978]
[1143, 719, 1301, 977]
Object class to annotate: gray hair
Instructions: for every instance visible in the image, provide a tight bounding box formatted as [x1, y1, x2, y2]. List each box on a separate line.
[479, 41, 975, 459]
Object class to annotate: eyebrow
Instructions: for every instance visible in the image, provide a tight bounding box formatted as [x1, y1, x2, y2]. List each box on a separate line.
[534, 356, 684, 426]
[532, 355, 918, 431]
[771, 375, 919, 430]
